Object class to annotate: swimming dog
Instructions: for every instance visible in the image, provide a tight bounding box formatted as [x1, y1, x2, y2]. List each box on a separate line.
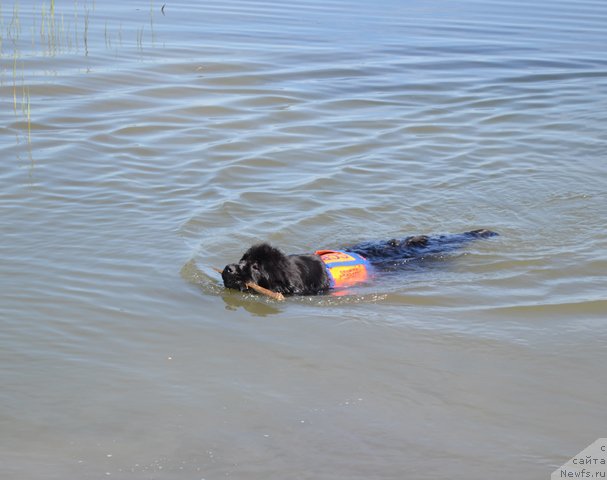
[221, 229, 497, 296]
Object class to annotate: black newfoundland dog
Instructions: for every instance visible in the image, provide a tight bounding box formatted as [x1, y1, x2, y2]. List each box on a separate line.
[222, 229, 497, 296]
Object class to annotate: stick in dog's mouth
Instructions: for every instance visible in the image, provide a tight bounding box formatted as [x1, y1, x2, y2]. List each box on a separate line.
[243, 282, 285, 301]
[213, 267, 285, 301]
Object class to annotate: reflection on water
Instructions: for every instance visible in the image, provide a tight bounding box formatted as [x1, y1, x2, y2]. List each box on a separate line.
[1, 0, 607, 478]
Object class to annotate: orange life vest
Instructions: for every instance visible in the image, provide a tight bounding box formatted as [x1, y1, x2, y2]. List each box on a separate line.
[315, 250, 371, 288]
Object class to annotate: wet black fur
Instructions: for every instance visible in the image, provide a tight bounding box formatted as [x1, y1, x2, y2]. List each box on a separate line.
[222, 229, 497, 296]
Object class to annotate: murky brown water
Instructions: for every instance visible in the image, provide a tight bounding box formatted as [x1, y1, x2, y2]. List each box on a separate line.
[1, 0, 606, 478]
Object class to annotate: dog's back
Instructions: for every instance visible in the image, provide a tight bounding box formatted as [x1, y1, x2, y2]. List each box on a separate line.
[344, 229, 498, 270]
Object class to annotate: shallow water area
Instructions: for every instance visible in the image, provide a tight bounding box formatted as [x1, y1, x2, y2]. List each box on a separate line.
[1, 0, 607, 478]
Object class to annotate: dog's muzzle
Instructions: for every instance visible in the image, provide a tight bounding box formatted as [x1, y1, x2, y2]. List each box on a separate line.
[222, 263, 246, 291]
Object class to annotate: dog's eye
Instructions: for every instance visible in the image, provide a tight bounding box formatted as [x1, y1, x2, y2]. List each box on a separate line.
[251, 263, 260, 272]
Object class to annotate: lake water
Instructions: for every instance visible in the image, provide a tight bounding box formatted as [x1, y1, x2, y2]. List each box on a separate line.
[1, 0, 606, 478]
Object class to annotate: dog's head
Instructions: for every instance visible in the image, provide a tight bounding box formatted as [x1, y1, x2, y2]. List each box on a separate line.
[222, 243, 294, 293]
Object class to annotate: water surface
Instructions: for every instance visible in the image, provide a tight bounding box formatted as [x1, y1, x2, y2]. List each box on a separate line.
[1, 0, 606, 478]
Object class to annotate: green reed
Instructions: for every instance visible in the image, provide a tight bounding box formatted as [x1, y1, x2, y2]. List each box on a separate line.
[2, 0, 163, 146]
[83, 4, 88, 54]
[26, 84, 31, 142]
[12, 50, 17, 111]
[1, 0, 161, 57]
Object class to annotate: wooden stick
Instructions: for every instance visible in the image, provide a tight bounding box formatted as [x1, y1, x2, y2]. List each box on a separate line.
[213, 267, 285, 301]
[245, 282, 285, 301]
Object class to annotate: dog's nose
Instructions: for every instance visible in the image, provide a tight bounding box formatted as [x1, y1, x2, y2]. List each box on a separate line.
[223, 264, 238, 276]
